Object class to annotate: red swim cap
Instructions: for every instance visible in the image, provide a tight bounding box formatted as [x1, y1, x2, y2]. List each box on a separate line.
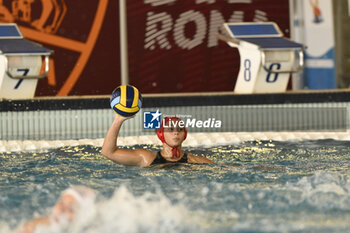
[156, 117, 187, 158]
[156, 117, 187, 142]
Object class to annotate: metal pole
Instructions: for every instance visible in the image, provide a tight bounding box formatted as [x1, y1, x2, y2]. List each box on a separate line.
[119, 0, 129, 85]
[289, 0, 304, 90]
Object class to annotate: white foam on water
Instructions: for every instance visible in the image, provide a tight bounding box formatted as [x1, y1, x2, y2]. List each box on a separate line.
[1, 131, 350, 153]
[0, 225, 12, 233]
[231, 172, 350, 232]
[10, 186, 198, 233]
[283, 172, 350, 210]
[87, 186, 192, 233]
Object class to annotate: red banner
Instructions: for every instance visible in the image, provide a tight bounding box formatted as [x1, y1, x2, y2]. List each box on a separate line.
[128, 0, 290, 93]
[0, 0, 290, 96]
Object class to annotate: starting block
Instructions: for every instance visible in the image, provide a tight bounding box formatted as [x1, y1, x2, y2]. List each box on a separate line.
[218, 22, 304, 93]
[0, 24, 53, 99]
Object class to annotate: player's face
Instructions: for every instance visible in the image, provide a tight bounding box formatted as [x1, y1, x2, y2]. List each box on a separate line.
[163, 123, 185, 147]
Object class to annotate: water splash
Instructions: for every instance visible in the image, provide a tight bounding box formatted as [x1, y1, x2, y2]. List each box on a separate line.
[12, 185, 197, 233]
[2, 141, 350, 232]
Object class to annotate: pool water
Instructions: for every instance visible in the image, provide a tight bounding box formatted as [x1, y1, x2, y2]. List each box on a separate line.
[1, 139, 350, 232]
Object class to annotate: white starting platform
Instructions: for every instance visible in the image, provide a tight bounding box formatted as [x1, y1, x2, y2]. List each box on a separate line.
[0, 24, 53, 99]
[218, 22, 304, 94]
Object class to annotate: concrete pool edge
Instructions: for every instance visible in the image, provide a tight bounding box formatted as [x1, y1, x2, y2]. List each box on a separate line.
[1, 131, 350, 152]
[1, 90, 350, 141]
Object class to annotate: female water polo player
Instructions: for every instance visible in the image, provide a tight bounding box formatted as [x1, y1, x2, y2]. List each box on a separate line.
[102, 114, 213, 167]
[17, 186, 96, 233]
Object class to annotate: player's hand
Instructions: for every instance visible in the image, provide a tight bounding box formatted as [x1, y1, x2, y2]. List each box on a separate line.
[114, 113, 135, 122]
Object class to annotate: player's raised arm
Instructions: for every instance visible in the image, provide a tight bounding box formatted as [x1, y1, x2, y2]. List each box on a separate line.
[101, 115, 145, 166]
[101, 85, 154, 167]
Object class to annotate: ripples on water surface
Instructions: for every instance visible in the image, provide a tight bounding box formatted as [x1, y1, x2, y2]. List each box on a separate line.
[1, 139, 350, 232]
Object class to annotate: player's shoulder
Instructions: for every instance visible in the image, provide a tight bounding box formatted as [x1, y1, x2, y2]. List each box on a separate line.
[135, 149, 157, 167]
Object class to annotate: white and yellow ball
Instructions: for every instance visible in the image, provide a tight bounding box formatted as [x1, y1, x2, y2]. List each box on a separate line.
[110, 85, 142, 117]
